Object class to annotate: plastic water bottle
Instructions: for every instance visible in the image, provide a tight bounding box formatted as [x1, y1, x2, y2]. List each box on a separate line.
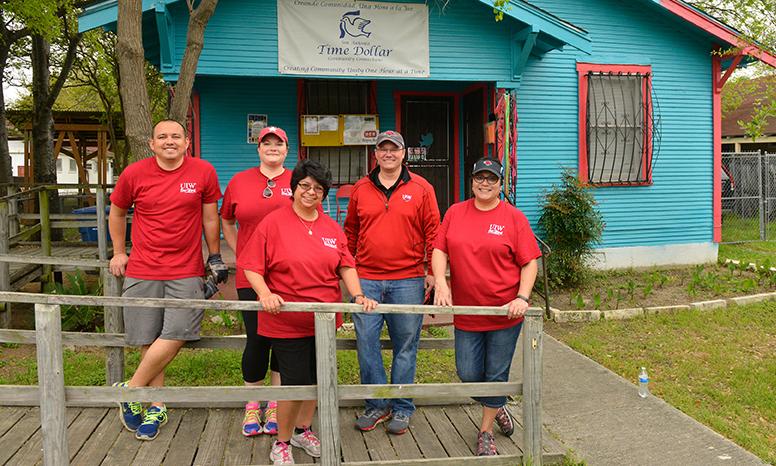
[638, 367, 650, 398]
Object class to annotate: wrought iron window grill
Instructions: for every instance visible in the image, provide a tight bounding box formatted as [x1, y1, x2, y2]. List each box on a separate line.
[585, 71, 661, 185]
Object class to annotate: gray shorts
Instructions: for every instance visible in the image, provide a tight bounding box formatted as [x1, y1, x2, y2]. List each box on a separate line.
[122, 277, 205, 346]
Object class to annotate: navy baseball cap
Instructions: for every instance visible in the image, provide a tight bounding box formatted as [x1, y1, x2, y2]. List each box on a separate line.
[472, 158, 503, 179]
[375, 131, 405, 149]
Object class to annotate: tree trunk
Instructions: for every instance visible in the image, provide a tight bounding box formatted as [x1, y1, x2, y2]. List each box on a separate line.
[116, 0, 153, 161]
[169, 0, 219, 124]
[31, 35, 56, 186]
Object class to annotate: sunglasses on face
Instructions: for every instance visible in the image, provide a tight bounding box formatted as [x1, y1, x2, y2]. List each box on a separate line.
[473, 173, 500, 185]
[297, 181, 325, 195]
[263, 179, 277, 198]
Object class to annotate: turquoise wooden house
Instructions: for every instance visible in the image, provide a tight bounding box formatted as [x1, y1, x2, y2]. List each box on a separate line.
[80, 0, 775, 268]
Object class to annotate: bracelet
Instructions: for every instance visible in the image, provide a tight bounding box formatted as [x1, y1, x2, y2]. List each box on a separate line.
[350, 294, 365, 303]
[516, 294, 530, 304]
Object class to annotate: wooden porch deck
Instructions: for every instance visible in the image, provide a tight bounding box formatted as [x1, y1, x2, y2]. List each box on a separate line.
[0, 405, 565, 465]
[8, 244, 102, 291]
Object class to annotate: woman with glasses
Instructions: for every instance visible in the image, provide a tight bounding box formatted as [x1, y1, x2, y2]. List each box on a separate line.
[220, 126, 292, 437]
[240, 160, 377, 465]
[431, 157, 541, 457]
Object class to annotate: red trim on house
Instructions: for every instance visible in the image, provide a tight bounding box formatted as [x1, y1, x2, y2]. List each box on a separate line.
[296, 79, 306, 161]
[393, 90, 462, 201]
[576, 62, 654, 186]
[712, 53, 723, 243]
[660, 0, 776, 68]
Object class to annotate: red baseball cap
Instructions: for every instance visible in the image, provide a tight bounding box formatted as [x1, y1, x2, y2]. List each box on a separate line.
[257, 126, 288, 144]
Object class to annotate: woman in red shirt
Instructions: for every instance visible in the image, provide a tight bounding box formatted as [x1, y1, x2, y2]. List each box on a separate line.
[220, 126, 293, 437]
[239, 160, 377, 465]
[432, 158, 541, 457]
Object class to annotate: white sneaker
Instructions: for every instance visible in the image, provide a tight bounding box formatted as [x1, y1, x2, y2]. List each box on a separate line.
[290, 427, 321, 457]
[270, 440, 295, 465]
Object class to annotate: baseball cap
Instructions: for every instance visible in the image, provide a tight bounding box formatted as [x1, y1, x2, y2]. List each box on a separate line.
[257, 126, 288, 144]
[472, 158, 503, 179]
[375, 130, 405, 149]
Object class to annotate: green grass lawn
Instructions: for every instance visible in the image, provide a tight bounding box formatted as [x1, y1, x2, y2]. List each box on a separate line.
[546, 301, 776, 464]
[721, 212, 776, 243]
[719, 240, 776, 267]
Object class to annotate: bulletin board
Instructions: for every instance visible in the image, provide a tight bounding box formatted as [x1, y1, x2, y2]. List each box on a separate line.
[300, 114, 379, 146]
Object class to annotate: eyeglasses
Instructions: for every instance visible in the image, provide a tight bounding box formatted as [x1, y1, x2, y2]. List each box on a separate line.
[263, 179, 277, 199]
[375, 148, 403, 155]
[297, 181, 325, 195]
[473, 173, 500, 185]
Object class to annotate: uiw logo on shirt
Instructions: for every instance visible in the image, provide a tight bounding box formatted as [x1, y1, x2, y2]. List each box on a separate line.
[180, 182, 197, 194]
[487, 224, 505, 236]
[281, 188, 293, 196]
[402, 194, 412, 202]
[321, 237, 338, 249]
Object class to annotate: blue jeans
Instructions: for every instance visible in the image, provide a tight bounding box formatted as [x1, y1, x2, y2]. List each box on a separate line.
[352, 277, 425, 415]
[455, 323, 523, 408]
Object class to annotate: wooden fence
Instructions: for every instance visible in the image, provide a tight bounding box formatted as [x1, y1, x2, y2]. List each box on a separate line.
[0, 292, 545, 466]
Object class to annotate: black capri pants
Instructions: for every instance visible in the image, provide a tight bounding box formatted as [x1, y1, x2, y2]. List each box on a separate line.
[238, 288, 279, 383]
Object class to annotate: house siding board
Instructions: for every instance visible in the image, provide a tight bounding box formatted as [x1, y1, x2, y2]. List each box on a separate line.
[169, 0, 515, 81]
[515, 0, 714, 248]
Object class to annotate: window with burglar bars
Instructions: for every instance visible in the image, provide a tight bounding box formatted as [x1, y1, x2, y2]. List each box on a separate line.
[577, 64, 655, 185]
[305, 80, 370, 185]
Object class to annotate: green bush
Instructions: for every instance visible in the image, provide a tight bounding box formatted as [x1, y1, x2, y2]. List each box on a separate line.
[539, 169, 604, 289]
[50, 270, 104, 332]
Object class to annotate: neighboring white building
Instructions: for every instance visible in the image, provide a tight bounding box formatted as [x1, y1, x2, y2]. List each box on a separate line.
[9, 138, 113, 184]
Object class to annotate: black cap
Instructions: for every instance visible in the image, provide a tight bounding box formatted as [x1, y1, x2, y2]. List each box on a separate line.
[472, 158, 503, 179]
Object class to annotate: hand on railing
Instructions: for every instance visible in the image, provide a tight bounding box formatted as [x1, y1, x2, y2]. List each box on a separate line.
[506, 297, 529, 319]
[352, 294, 378, 312]
[259, 292, 285, 314]
[109, 253, 129, 277]
[433, 281, 453, 307]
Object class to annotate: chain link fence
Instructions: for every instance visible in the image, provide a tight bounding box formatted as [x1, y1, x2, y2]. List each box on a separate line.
[721, 151, 776, 243]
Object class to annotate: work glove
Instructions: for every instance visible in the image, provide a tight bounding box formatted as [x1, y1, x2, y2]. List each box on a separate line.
[207, 253, 229, 284]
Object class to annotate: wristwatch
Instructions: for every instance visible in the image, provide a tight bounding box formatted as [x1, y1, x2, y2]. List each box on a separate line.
[516, 294, 530, 304]
[350, 294, 365, 303]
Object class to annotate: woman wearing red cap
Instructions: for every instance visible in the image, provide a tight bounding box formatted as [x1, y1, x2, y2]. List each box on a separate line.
[431, 157, 541, 457]
[220, 126, 293, 437]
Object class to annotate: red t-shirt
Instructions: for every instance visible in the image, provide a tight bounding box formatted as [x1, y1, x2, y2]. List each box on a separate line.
[220, 167, 293, 288]
[434, 199, 541, 331]
[110, 156, 221, 280]
[238, 205, 354, 338]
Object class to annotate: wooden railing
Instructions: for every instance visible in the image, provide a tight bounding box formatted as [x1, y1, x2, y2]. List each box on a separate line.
[0, 291, 545, 466]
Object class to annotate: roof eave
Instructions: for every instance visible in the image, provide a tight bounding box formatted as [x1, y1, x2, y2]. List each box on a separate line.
[78, 0, 181, 33]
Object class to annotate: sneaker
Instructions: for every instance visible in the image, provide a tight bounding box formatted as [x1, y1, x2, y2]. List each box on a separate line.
[270, 440, 295, 465]
[386, 412, 410, 435]
[135, 405, 168, 441]
[355, 408, 392, 432]
[495, 406, 515, 437]
[242, 403, 262, 437]
[290, 426, 321, 457]
[476, 431, 498, 456]
[263, 401, 278, 435]
[113, 381, 143, 432]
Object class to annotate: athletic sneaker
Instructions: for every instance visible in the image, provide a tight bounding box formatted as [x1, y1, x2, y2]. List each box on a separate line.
[290, 427, 321, 457]
[270, 440, 295, 465]
[476, 431, 498, 456]
[263, 401, 278, 435]
[135, 405, 168, 441]
[242, 403, 262, 437]
[386, 412, 411, 435]
[354, 407, 391, 431]
[113, 381, 143, 432]
[495, 406, 515, 436]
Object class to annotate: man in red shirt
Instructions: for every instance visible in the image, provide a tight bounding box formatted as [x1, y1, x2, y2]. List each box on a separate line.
[108, 120, 224, 441]
[344, 130, 440, 435]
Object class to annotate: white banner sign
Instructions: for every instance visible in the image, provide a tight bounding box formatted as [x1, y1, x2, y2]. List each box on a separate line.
[278, 0, 429, 78]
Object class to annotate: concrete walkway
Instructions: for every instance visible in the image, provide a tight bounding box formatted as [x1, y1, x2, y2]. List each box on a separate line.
[518, 334, 767, 465]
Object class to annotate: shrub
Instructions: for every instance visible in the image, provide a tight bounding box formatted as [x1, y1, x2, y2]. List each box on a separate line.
[50, 270, 104, 332]
[539, 169, 604, 289]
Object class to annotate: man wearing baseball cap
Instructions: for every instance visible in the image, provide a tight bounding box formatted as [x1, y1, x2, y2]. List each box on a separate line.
[344, 130, 440, 435]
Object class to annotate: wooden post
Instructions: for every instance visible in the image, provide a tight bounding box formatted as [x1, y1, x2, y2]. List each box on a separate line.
[0, 201, 10, 328]
[522, 314, 543, 465]
[38, 189, 53, 290]
[7, 185, 19, 237]
[35, 303, 69, 466]
[97, 187, 124, 383]
[314, 312, 341, 466]
[103, 272, 125, 384]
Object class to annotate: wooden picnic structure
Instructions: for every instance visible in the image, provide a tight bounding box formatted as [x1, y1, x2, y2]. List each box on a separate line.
[0, 184, 561, 465]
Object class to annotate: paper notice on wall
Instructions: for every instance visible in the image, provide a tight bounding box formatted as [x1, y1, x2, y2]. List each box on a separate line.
[247, 114, 268, 144]
[278, 0, 429, 78]
[343, 115, 378, 145]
